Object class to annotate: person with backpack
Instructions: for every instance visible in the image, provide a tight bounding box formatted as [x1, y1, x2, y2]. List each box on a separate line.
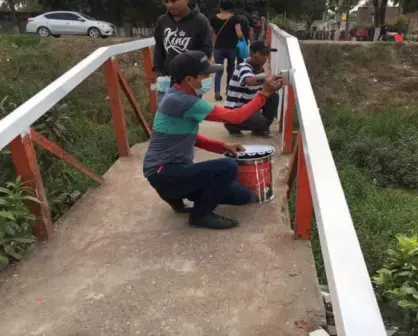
[152, 0, 213, 104]
[210, 0, 244, 101]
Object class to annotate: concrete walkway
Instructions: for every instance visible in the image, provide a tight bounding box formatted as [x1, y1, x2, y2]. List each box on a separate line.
[0, 83, 325, 336]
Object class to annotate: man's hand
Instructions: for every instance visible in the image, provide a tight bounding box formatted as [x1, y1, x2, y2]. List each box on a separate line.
[260, 75, 283, 97]
[224, 143, 245, 157]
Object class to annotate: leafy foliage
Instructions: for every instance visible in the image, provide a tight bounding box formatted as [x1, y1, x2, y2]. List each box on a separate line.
[374, 235, 418, 334]
[0, 177, 39, 266]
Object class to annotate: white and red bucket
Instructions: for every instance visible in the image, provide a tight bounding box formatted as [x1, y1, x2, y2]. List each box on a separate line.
[225, 145, 275, 203]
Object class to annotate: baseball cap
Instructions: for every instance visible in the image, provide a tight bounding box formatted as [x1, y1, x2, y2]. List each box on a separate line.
[250, 41, 278, 53]
[169, 51, 223, 82]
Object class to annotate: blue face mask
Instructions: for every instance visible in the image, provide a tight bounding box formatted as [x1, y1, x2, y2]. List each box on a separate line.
[194, 77, 212, 96]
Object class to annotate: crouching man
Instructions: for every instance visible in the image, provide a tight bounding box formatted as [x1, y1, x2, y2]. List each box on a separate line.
[143, 50, 282, 230]
[225, 41, 280, 138]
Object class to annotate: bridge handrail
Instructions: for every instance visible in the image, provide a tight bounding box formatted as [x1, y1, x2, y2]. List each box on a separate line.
[0, 38, 155, 151]
[269, 24, 386, 336]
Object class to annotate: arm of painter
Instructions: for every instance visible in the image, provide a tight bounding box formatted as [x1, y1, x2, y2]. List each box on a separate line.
[152, 17, 166, 73]
[195, 134, 225, 154]
[205, 93, 267, 124]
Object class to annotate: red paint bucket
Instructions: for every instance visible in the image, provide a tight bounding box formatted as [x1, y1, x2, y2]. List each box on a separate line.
[225, 145, 275, 203]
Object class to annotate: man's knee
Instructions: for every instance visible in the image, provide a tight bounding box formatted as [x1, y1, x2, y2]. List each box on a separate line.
[267, 92, 280, 107]
[215, 158, 238, 181]
[236, 187, 254, 205]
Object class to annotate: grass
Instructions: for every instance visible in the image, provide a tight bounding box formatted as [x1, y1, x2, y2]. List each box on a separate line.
[291, 42, 418, 334]
[286, 107, 418, 334]
[0, 34, 152, 219]
[322, 108, 418, 277]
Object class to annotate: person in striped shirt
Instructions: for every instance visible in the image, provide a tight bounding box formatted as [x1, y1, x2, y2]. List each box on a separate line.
[225, 41, 280, 138]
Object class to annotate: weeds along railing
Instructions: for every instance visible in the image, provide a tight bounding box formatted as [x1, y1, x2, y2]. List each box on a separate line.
[267, 24, 387, 336]
[0, 38, 157, 240]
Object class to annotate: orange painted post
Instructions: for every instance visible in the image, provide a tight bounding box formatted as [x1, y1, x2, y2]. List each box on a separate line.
[9, 132, 53, 240]
[267, 25, 272, 46]
[116, 68, 152, 138]
[103, 57, 130, 157]
[286, 132, 300, 199]
[278, 89, 285, 132]
[294, 137, 314, 240]
[30, 129, 105, 185]
[283, 85, 295, 154]
[142, 47, 158, 118]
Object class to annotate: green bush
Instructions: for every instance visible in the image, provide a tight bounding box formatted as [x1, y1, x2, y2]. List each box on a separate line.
[324, 109, 418, 190]
[0, 177, 39, 266]
[374, 234, 418, 334]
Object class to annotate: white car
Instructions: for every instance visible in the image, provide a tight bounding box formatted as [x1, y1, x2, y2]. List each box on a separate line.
[26, 11, 117, 38]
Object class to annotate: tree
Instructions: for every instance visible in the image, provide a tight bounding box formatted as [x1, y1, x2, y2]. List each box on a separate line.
[268, 0, 326, 26]
[394, 0, 418, 13]
[328, 0, 360, 39]
[5, 0, 20, 33]
[371, 0, 389, 26]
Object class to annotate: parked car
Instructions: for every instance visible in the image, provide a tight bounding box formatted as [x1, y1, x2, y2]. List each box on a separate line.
[26, 11, 117, 38]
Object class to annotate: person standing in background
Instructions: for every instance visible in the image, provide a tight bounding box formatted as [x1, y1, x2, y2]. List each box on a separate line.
[153, 0, 213, 104]
[210, 0, 244, 102]
[251, 11, 262, 41]
[232, 8, 251, 65]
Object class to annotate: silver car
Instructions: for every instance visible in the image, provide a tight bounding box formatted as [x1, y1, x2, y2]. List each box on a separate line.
[26, 11, 116, 38]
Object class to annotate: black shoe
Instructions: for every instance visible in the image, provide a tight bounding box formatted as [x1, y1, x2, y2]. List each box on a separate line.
[189, 212, 239, 230]
[215, 93, 223, 101]
[166, 199, 193, 213]
[252, 130, 272, 138]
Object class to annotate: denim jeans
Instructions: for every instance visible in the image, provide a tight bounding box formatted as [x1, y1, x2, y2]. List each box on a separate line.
[148, 158, 253, 220]
[214, 48, 237, 94]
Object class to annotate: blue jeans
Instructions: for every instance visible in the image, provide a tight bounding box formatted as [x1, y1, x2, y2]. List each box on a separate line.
[214, 48, 237, 94]
[148, 158, 253, 220]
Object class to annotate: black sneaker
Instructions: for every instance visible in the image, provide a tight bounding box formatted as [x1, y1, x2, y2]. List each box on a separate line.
[166, 199, 193, 213]
[189, 212, 239, 230]
[215, 93, 223, 101]
[252, 130, 272, 138]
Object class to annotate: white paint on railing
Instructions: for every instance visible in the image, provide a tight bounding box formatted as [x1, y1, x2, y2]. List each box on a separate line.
[270, 24, 386, 336]
[0, 38, 155, 150]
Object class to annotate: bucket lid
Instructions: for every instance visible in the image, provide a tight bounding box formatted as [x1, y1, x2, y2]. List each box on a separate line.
[225, 144, 275, 159]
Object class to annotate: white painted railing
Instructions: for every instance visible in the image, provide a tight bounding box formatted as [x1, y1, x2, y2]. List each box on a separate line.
[0, 38, 155, 151]
[270, 23, 386, 336]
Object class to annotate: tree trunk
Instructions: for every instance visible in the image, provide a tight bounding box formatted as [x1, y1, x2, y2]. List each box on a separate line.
[345, 9, 350, 41]
[6, 0, 22, 34]
[372, 0, 380, 27]
[379, 0, 388, 26]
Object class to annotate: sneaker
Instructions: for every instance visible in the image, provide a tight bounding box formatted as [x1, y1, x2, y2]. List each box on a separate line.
[215, 93, 223, 101]
[189, 212, 239, 230]
[252, 130, 272, 138]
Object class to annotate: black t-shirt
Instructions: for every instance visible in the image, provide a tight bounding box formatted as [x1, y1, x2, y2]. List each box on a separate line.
[210, 15, 239, 49]
[236, 14, 250, 41]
